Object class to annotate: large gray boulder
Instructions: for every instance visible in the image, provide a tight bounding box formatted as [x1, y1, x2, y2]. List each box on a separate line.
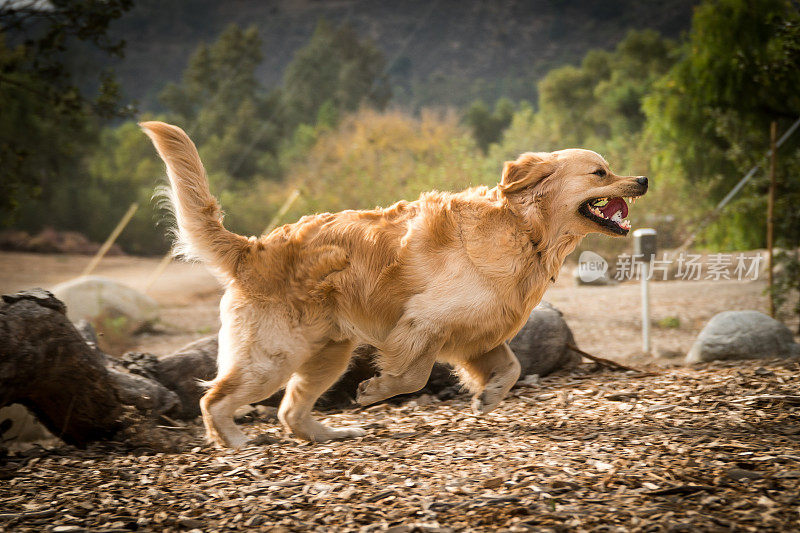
[509, 301, 581, 377]
[51, 276, 158, 327]
[686, 310, 800, 363]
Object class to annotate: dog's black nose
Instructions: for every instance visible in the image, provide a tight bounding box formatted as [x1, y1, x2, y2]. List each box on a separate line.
[636, 176, 648, 189]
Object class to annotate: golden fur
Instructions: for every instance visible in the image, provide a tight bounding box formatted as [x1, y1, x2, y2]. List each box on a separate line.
[141, 121, 648, 448]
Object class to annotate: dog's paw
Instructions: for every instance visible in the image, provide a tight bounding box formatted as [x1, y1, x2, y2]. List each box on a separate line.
[331, 426, 366, 440]
[471, 392, 502, 416]
[315, 426, 366, 442]
[471, 382, 509, 415]
[356, 378, 379, 406]
[247, 434, 280, 446]
[471, 395, 487, 415]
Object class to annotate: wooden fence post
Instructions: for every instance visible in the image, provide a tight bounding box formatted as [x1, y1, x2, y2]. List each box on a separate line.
[80, 202, 138, 278]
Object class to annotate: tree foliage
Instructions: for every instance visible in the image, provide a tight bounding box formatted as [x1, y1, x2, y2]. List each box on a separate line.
[464, 98, 514, 153]
[284, 109, 486, 221]
[0, 0, 133, 222]
[644, 0, 800, 249]
[159, 24, 284, 183]
[282, 21, 391, 129]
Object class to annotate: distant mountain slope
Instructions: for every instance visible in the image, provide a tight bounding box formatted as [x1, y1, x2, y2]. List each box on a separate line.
[102, 0, 699, 110]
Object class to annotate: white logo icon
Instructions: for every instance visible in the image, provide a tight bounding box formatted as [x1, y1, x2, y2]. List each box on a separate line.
[578, 251, 608, 283]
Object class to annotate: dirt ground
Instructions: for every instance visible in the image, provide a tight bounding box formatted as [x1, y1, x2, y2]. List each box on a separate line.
[0, 251, 788, 362]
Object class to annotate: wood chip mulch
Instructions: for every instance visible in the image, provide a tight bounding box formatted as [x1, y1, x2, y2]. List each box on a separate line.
[2, 358, 800, 532]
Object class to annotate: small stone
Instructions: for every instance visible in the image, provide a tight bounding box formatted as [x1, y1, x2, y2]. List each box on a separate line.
[255, 405, 278, 420]
[518, 374, 540, 387]
[234, 405, 257, 421]
[177, 517, 204, 529]
[725, 468, 763, 481]
[249, 434, 279, 446]
[481, 476, 505, 489]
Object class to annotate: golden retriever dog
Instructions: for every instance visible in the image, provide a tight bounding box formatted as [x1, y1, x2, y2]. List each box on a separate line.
[141, 121, 648, 448]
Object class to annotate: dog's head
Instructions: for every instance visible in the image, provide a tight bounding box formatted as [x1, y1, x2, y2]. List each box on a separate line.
[498, 149, 648, 237]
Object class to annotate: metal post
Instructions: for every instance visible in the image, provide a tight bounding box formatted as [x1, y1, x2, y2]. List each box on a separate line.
[767, 121, 777, 317]
[641, 261, 651, 354]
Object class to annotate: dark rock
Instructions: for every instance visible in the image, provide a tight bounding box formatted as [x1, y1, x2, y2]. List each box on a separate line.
[0, 289, 190, 445]
[154, 336, 218, 419]
[107, 368, 181, 417]
[153, 301, 578, 416]
[309, 345, 458, 409]
[74, 319, 99, 346]
[509, 301, 581, 377]
[119, 351, 161, 381]
[1, 292, 127, 445]
[2, 288, 66, 314]
[725, 468, 763, 481]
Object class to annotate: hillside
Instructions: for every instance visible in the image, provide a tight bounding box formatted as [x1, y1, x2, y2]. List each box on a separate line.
[92, 0, 699, 110]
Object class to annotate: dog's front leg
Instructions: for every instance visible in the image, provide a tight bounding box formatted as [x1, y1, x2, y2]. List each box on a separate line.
[356, 323, 443, 406]
[355, 355, 437, 406]
[459, 342, 521, 415]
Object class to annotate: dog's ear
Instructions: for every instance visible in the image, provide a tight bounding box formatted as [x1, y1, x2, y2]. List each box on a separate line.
[499, 152, 555, 194]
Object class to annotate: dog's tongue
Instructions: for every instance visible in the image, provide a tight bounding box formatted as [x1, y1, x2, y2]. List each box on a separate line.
[600, 197, 628, 219]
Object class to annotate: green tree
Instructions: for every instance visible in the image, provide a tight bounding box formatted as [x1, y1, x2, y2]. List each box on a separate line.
[0, 0, 133, 223]
[85, 121, 171, 255]
[464, 97, 514, 153]
[644, 0, 800, 248]
[282, 21, 391, 129]
[536, 30, 673, 150]
[159, 24, 285, 182]
[285, 109, 486, 219]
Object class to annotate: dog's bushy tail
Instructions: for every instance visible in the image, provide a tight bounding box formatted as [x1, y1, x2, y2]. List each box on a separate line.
[140, 121, 249, 280]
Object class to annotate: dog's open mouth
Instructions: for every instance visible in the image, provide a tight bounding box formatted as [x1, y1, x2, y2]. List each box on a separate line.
[578, 196, 640, 235]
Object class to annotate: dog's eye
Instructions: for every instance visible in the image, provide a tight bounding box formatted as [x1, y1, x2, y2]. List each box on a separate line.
[592, 169, 607, 177]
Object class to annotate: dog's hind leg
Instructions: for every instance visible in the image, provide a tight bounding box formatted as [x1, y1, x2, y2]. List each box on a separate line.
[356, 319, 443, 406]
[278, 339, 365, 442]
[200, 360, 297, 449]
[458, 342, 521, 415]
[200, 313, 302, 449]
